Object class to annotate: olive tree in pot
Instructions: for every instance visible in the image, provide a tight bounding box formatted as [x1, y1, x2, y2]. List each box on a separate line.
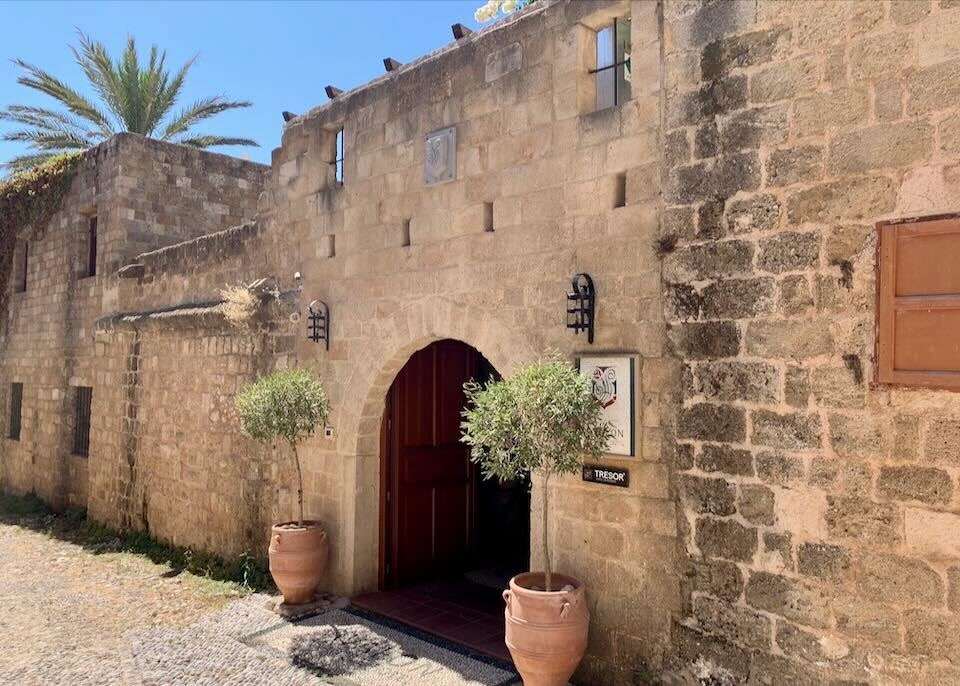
[236, 369, 331, 605]
[461, 358, 612, 686]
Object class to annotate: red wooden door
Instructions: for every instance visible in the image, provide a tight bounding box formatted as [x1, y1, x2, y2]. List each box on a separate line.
[385, 341, 478, 588]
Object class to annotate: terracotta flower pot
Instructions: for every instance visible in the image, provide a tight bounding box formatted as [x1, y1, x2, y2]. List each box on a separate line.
[503, 572, 589, 686]
[268, 521, 329, 605]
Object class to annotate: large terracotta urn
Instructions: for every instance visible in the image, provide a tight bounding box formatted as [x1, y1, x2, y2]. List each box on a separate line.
[269, 521, 329, 605]
[503, 572, 589, 686]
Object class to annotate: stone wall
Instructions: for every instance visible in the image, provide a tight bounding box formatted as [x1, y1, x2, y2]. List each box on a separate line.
[0, 135, 267, 513]
[661, 0, 960, 682]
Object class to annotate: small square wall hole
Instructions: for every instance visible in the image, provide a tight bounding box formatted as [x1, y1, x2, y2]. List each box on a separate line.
[321, 234, 336, 258]
[614, 173, 626, 208]
[401, 219, 411, 247]
[483, 202, 494, 232]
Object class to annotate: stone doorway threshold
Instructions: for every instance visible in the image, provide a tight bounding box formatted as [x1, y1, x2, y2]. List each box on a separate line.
[352, 577, 512, 664]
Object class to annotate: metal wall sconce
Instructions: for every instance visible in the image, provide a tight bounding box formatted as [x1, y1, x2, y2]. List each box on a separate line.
[307, 300, 330, 349]
[567, 273, 595, 344]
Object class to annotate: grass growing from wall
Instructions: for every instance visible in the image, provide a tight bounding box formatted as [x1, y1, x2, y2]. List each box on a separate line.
[0, 491, 273, 593]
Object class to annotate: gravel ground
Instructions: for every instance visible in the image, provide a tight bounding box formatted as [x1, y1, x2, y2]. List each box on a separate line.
[0, 517, 275, 686]
[0, 517, 513, 686]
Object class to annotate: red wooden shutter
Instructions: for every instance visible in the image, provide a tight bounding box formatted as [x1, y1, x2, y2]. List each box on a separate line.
[877, 216, 960, 389]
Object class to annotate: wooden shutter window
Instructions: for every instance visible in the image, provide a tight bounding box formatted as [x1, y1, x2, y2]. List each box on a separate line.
[877, 215, 960, 389]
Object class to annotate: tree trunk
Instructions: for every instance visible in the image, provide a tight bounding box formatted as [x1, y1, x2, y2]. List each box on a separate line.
[291, 441, 304, 527]
[542, 470, 552, 592]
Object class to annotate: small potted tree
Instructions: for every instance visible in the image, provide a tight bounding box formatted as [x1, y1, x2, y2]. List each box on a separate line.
[461, 357, 612, 686]
[236, 368, 331, 605]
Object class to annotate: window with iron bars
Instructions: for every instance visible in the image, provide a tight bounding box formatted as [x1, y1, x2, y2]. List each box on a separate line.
[8, 383, 22, 441]
[592, 17, 632, 111]
[72, 386, 92, 457]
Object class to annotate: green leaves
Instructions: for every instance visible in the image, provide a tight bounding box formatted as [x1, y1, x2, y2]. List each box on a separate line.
[2, 30, 257, 172]
[461, 357, 613, 481]
[235, 369, 330, 446]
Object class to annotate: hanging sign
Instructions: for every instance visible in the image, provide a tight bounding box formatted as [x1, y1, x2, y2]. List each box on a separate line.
[582, 464, 629, 487]
[577, 355, 636, 456]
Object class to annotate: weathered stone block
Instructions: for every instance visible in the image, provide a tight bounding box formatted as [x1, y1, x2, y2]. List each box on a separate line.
[758, 232, 820, 273]
[752, 410, 821, 450]
[949, 567, 960, 611]
[925, 418, 960, 465]
[719, 105, 788, 152]
[793, 88, 869, 137]
[905, 609, 960, 660]
[662, 240, 754, 283]
[904, 508, 960, 558]
[680, 474, 736, 516]
[766, 146, 823, 187]
[810, 367, 865, 409]
[696, 517, 757, 562]
[862, 553, 945, 607]
[694, 361, 778, 403]
[678, 404, 746, 442]
[874, 80, 904, 122]
[745, 571, 830, 629]
[749, 56, 818, 103]
[746, 320, 834, 358]
[665, 284, 701, 320]
[665, 129, 691, 168]
[701, 278, 776, 319]
[786, 176, 896, 223]
[784, 365, 811, 407]
[726, 193, 781, 234]
[779, 276, 814, 317]
[891, 0, 931, 24]
[756, 452, 804, 486]
[828, 121, 933, 175]
[906, 59, 960, 115]
[877, 465, 953, 505]
[797, 543, 850, 581]
[849, 31, 914, 80]
[739, 484, 775, 525]
[828, 413, 885, 458]
[667, 152, 761, 204]
[692, 595, 771, 650]
[668, 321, 741, 360]
[940, 114, 960, 156]
[696, 444, 752, 477]
[826, 496, 901, 546]
[834, 598, 900, 647]
[667, 75, 749, 128]
[688, 558, 744, 602]
[697, 197, 725, 238]
[893, 414, 920, 461]
[700, 27, 791, 80]
[664, 205, 696, 240]
[763, 531, 792, 568]
[676, 442, 695, 470]
[695, 123, 719, 159]
[485, 42, 522, 82]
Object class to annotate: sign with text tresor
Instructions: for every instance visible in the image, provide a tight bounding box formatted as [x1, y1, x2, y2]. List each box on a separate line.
[582, 464, 629, 487]
[577, 355, 635, 457]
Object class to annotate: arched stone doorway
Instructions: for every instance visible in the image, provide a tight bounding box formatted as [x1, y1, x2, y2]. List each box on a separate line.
[355, 338, 529, 659]
[377, 338, 530, 591]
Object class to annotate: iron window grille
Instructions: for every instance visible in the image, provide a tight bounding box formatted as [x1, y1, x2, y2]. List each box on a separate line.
[87, 216, 98, 277]
[72, 386, 92, 457]
[591, 17, 632, 110]
[8, 383, 22, 441]
[333, 127, 344, 185]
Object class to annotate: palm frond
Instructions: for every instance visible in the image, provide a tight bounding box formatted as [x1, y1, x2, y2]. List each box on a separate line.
[3, 128, 92, 150]
[147, 54, 195, 137]
[161, 96, 252, 141]
[11, 58, 114, 136]
[71, 31, 124, 132]
[174, 134, 259, 148]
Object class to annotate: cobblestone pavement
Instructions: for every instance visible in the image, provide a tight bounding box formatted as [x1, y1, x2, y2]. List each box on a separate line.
[0, 518, 321, 686]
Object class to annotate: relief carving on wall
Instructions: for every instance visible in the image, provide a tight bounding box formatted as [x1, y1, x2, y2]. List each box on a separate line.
[424, 127, 456, 185]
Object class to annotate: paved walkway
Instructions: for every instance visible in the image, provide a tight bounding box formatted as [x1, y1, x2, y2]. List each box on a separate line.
[0, 517, 516, 686]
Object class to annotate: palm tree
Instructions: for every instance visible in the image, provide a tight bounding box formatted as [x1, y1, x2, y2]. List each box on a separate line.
[0, 31, 257, 172]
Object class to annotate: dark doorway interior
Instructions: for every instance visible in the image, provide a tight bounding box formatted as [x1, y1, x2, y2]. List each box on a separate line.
[360, 339, 530, 660]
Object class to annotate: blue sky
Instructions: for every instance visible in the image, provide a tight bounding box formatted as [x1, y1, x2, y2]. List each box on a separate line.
[0, 1, 486, 166]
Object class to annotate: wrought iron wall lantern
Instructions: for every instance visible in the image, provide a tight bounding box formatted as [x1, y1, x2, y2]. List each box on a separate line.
[566, 273, 595, 344]
[307, 300, 330, 349]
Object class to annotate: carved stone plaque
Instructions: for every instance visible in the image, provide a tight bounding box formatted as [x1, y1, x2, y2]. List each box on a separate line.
[424, 126, 456, 185]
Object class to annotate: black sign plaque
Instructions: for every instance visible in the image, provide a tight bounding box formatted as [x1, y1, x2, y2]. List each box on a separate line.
[582, 464, 629, 488]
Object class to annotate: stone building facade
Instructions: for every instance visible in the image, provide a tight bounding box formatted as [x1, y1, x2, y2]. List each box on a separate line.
[3, 0, 960, 683]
